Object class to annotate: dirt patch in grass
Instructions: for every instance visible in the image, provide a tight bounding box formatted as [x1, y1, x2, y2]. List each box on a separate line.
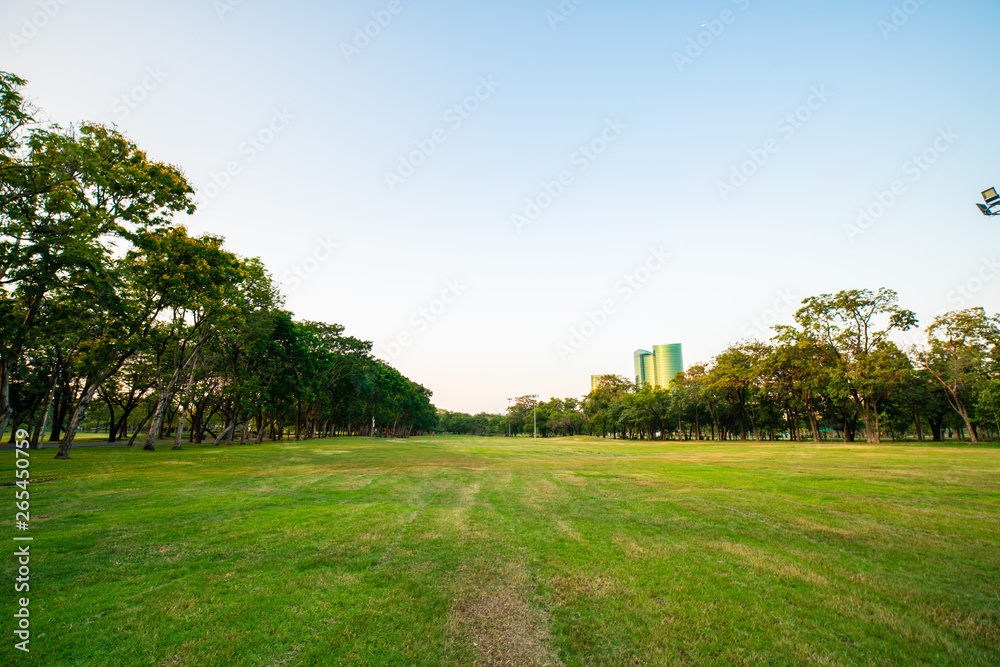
[548, 570, 619, 606]
[453, 593, 562, 666]
[450, 564, 563, 666]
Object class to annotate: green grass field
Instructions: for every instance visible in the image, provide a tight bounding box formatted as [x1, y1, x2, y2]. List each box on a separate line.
[2, 435, 998, 666]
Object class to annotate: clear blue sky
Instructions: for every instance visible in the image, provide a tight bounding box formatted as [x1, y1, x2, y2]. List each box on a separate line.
[4, 0, 999, 413]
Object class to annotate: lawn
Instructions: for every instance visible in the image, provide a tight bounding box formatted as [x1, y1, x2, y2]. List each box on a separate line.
[2, 435, 998, 666]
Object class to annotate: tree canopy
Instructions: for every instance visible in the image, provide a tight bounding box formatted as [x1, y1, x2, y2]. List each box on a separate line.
[1, 71, 436, 456]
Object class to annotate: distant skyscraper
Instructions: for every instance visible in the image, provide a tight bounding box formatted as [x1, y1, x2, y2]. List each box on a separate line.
[633, 350, 655, 387]
[634, 344, 684, 389]
[591, 375, 610, 392]
[653, 344, 684, 387]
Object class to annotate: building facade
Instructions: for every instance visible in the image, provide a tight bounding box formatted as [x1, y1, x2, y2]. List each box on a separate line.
[591, 375, 610, 392]
[633, 350, 656, 388]
[634, 344, 684, 389]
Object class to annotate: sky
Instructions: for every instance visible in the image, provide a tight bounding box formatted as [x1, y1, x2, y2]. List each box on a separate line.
[3, 0, 999, 414]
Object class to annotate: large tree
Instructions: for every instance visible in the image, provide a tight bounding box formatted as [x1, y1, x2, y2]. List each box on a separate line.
[139, 228, 241, 450]
[791, 288, 917, 443]
[53, 227, 232, 458]
[707, 341, 770, 440]
[2, 107, 195, 443]
[914, 308, 999, 443]
[764, 333, 831, 442]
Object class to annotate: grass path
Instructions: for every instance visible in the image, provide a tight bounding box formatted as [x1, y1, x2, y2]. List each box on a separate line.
[2, 435, 998, 665]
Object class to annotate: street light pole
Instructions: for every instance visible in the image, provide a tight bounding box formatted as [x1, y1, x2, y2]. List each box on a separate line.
[506, 397, 512, 438]
[530, 394, 539, 440]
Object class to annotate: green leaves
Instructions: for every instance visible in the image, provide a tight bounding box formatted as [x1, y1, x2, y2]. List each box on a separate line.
[795, 288, 917, 359]
[915, 308, 1000, 443]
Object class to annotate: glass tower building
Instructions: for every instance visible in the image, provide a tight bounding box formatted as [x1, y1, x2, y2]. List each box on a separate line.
[591, 374, 610, 392]
[634, 344, 684, 389]
[633, 350, 655, 388]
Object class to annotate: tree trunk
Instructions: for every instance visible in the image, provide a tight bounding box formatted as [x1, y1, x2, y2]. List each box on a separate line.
[144, 365, 189, 451]
[295, 401, 302, 441]
[0, 357, 12, 442]
[955, 404, 979, 444]
[860, 411, 877, 443]
[928, 416, 942, 441]
[0, 291, 48, 438]
[29, 372, 58, 450]
[173, 357, 199, 450]
[115, 409, 133, 444]
[173, 402, 190, 450]
[256, 413, 266, 444]
[30, 385, 53, 450]
[49, 376, 70, 443]
[103, 393, 118, 442]
[127, 411, 153, 447]
[807, 411, 821, 443]
[54, 381, 102, 459]
[214, 422, 236, 446]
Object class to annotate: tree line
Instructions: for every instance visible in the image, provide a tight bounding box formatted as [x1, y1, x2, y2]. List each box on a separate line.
[1, 71, 437, 457]
[442, 289, 1000, 444]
